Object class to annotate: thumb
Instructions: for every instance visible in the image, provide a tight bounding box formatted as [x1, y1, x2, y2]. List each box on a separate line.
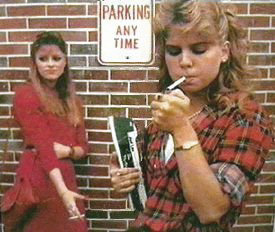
[169, 89, 190, 107]
[109, 152, 120, 169]
[73, 192, 87, 200]
[169, 88, 186, 99]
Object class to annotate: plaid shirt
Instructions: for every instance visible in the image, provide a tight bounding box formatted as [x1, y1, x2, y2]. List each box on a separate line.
[133, 97, 274, 232]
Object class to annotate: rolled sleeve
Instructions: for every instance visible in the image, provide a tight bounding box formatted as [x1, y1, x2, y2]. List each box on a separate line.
[210, 162, 249, 207]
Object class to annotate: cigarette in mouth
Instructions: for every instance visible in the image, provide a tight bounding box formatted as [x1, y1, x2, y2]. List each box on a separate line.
[166, 76, 186, 91]
[69, 214, 85, 220]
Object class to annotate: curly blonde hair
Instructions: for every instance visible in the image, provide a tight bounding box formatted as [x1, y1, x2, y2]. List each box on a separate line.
[154, 0, 258, 107]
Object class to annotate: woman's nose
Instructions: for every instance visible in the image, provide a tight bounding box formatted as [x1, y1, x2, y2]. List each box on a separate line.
[179, 52, 192, 68]
[47, 58, 54, 66]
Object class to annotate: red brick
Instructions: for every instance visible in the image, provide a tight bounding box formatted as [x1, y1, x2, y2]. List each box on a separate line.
[246, 195, 273, 205]
[7, 6, 45, 16]
[248, 55, 274, 66]
[262, 162, 275, 172]
[88, 131, 112, 143]
[0, 32, 6, 42]
[82, 95, 108, 105]
[29, 18, 66, 29]
[0, 19, 26, 29]
[89, 82, 128, 92]
[130, 82, 158, 93]
[263, 105, 275, 116]
[0, 151, 16, 162]
[235, 3, 248, 14]
[75, 176, 88, 187]
[148, 69, 160, 80]
[0, 163, 18, 172]
[9, 57, 31, 68]
[255, 226, 274, 232]
[272, 42, 275, 53]
[86, 189, 108, 199]
[251, 30, 274, 41]
[83, 70, 108, 80]
[89, 154, 109, 165]
[88, 57, 101, 67]
[129, 107, 151, 118]
[89, 178, 111, 188]
[88, 5, 97, 16]
[81, 166, 108, 177]
[241, 206, 255, 215]
[259, 185, 275, 194]
[0, 173, 15, 183]
[111, 95, 146, 105]
[239, 16, 270, 28]
[61, 31, 87, 41]
[0, 6, 6, 17]
[88, 107, 126, 118]
[8, 31, 39, 42]
[48, 5, 86, 16]
[250, 4, 275, 14]
[238, 215, 272, 224]
[90, 200, 126, 210]
[253, 93, 265, 103]
[110, 210, 137, 219]
[111, 70, 147, 80]
[249, 42, 269, 53]
[232, 226, 253, 232]
[256, 80, 275, 90]
[0, 82, 9, 92]
[89, 143, 108, 154]
[69, 18, 97, 28]
[257, 205, 275, 214]
[92, 219, 126, 229]
[69, 56, 87, 67]
[256, 68, 268, 78]
[0, 70, 28, 80]
[1, 0, 24, 4]
[89, 31, 97, 42]
[74, 82, 87, 92]
[84, 119, 108, 130]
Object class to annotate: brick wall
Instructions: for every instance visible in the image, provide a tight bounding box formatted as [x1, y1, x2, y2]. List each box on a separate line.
[0, 0, 274, 231]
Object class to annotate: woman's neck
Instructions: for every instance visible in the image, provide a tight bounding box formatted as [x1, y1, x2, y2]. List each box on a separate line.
[186, 92, 208, 113]
[42, 79, 57, 90]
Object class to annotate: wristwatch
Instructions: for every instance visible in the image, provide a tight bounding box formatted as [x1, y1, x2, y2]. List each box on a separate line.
[175, 140, 199, 151]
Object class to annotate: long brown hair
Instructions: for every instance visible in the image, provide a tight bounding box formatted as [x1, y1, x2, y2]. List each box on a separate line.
[29, 31, 83, 126]
[154, 0, 257, 107]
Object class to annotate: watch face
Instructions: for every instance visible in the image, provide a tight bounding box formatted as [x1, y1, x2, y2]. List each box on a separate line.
[175, 140, 199, 151]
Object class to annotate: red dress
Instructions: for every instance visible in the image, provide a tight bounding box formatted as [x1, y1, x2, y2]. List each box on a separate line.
[13, 84, 88, 232]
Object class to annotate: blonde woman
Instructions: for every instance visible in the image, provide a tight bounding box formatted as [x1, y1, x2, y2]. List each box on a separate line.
[110, 0, 274, 231]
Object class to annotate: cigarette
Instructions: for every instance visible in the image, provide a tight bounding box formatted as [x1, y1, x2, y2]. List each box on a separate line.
[166, 76, 186, 91]
[69, 214, 85, 220]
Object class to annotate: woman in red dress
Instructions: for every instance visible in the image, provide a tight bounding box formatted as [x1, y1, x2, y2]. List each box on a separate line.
[10, 32, 88, 231]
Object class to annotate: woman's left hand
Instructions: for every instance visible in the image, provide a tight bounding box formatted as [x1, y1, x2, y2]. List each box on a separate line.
[61, 190, 87, 220]
[150, 89, 190, 133]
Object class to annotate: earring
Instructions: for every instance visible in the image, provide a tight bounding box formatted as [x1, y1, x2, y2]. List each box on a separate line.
[222, 58, 227, 63]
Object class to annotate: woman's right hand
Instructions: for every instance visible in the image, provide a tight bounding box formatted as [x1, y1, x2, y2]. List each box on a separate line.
[110, 152, 141, 193]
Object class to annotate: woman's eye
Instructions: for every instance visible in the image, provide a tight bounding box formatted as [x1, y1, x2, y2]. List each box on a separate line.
[192, 44, 207, 54]
[38, 57, 47, 62]
[53, 57, 62, 61]
[165, 46, 181, 56]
